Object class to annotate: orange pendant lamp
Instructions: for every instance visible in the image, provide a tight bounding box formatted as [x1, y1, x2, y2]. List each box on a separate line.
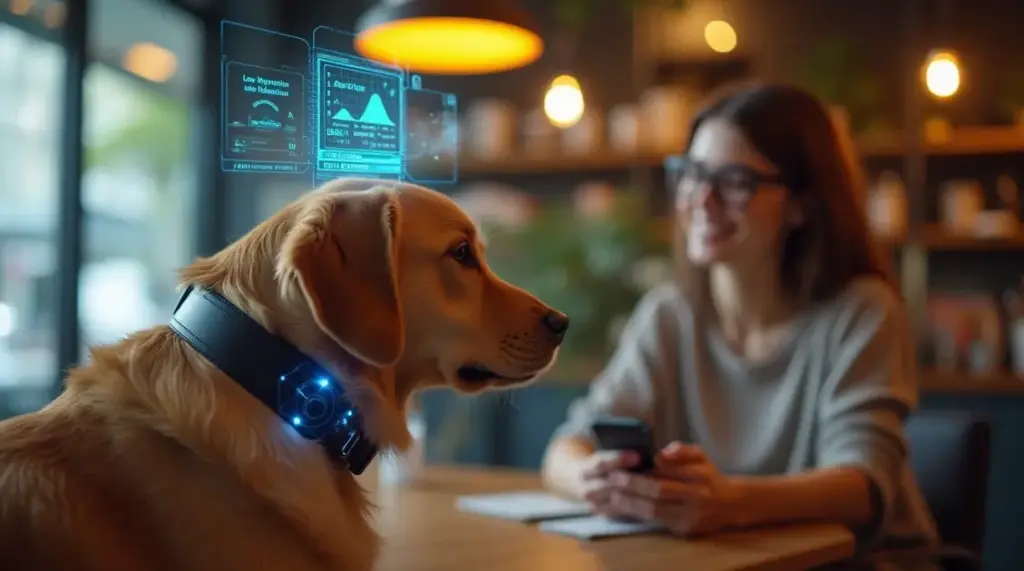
[355, 0, 544, 75]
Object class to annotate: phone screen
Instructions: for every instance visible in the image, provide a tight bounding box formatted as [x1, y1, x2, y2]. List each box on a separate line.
[590, 417, 656, 473]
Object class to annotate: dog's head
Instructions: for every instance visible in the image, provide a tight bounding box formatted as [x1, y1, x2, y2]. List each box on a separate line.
[274, 179, 567, 447]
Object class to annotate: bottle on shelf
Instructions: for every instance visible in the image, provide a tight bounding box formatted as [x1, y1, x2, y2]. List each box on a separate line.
[867, 170, 908, 240]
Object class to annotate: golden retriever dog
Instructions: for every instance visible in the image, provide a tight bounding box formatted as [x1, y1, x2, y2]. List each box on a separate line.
[0, 178, 568, 571]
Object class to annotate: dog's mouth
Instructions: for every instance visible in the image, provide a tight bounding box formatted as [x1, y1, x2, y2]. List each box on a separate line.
[456, 363, 535, 385]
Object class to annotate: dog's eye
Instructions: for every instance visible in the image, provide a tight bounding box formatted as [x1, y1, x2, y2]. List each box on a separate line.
[447, 241, 478, 268]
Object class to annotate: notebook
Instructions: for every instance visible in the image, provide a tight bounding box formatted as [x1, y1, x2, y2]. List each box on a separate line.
[455, 491, 591, 522]
[539, 515, 667, 540]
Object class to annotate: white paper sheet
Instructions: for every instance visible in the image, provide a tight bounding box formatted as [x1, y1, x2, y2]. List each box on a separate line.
[539, 515, 667, 540]
[455, 491, 591, 522]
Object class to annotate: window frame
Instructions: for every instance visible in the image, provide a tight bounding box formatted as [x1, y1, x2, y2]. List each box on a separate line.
[0, 0, 223, 407]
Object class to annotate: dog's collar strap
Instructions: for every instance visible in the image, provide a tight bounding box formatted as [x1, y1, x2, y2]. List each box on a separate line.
[168, 285, 377, 474]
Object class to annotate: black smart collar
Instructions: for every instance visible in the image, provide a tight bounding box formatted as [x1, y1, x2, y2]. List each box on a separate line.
[168, 285, 377, 474]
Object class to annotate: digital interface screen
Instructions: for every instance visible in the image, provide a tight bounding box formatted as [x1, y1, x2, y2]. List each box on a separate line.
[404, 88, 459, 184]
[313, 26, 403, 180]
[221, 20, 459, 185]
[221, 23, 309, 174]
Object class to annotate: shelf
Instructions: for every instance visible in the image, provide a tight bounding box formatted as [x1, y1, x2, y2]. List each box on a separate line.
[459, 126, 1024, 176]
[918, 225, 1024, 250]
[921, 370, 1024, 395]
[876, 225, 1024, 251]
[459, 151, 664, 175]
[859, 126, 1024, 157]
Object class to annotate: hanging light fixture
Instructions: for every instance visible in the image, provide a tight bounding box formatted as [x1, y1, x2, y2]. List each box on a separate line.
[355, 0, 544, 75]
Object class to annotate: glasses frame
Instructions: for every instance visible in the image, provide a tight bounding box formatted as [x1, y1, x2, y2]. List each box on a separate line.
[664, 154, 786, 210]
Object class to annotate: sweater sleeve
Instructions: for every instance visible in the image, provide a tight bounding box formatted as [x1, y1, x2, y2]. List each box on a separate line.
[552, 284, 683, 444]
[815, 280, 919, 545]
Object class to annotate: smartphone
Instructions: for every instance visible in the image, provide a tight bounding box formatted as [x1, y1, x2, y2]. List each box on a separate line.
[590, 417, 656, 473]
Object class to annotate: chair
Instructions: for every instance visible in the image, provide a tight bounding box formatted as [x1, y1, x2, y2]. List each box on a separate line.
[905, 411, 992, 571]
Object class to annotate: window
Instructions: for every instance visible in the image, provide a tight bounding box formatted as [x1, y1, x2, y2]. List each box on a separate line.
[0, 18, 64, 416]
[79, 0, 201, 349]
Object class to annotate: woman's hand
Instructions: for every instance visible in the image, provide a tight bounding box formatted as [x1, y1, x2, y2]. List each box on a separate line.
[600, 442, 746, 537]
[575, 449, 640, 511]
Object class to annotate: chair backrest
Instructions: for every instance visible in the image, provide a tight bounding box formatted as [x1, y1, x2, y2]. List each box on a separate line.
[904, 411, 991, 555]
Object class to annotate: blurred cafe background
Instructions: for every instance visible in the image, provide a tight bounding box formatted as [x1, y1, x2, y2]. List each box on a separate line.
[2, 0, 1023, 568]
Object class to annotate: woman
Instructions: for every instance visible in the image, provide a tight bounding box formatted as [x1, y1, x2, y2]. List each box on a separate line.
[541, 83, 939, 571]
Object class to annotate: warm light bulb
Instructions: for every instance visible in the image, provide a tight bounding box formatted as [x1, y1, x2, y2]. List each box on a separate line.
[543, 75, 584, 129]
[704, 20, 737, 54]
[924, 50, 961, 99]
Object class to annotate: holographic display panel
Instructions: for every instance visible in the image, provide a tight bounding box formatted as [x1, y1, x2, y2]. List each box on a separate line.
[221, 22, 309, 174]
[221, 21, 459, 185]
[312, 26, 403, 181]
[404, 87, 458, 184]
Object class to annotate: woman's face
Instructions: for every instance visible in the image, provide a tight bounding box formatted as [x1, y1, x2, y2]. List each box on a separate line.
[676, 118, 797, 266]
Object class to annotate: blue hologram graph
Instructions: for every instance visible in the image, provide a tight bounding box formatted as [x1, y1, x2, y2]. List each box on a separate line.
[331, 93, 396, 124]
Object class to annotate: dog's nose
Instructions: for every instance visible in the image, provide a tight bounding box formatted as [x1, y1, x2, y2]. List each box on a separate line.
[542, 311, 570, 338]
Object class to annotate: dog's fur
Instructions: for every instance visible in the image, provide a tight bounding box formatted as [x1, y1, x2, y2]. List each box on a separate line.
[0, 179, 565, 571]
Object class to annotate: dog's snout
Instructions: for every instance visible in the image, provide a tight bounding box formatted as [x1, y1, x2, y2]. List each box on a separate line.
[541, 311, 570, 339]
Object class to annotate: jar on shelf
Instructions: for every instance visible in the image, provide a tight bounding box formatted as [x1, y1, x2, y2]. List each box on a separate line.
[638, 86, 693, 153]
[939, 180, 984, 235]
[464, 98, 516, 160]
[867, 170, 908, 239]
[996, 174, 1020, 218]
[562, 108, 604, 157]
[521, 107, 559, 157]
[607, 103, 640, 154]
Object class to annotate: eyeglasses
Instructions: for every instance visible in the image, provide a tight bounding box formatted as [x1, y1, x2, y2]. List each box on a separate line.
[665, 155, 785, 210]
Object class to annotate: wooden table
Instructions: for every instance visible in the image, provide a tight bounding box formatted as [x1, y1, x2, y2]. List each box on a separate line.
[369, 466, 855, 571]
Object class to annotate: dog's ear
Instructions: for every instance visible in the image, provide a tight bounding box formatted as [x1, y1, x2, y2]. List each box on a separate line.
[280, 188, 404, 367]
